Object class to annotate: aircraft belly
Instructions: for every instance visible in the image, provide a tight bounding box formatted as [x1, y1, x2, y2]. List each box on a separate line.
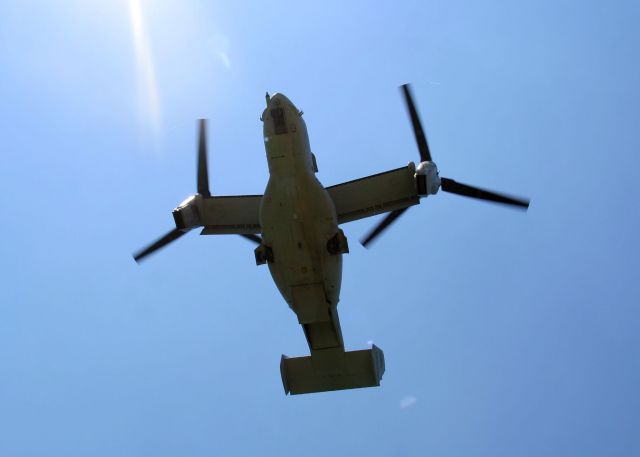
[260, 174, 341, 312]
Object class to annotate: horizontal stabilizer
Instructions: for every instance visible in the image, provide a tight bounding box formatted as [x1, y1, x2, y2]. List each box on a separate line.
[280, 345, 385, 395]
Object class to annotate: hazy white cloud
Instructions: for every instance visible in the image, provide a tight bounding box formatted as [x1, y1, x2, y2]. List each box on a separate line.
[217, 51, 231, 69]
[208, 34, 231, 69]
[400, 395, 417, 409]
[129, 0, 161, 132]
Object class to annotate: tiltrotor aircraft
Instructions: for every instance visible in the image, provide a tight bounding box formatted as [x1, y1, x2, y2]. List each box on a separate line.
[134, 84, 529, 395]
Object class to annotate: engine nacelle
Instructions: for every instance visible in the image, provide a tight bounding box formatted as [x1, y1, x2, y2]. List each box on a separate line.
[172, 194, 203, 230]
[415, 161, 441, 196]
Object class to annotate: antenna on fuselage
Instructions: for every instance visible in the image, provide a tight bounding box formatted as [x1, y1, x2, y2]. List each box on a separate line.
[265, 92, 270, 107]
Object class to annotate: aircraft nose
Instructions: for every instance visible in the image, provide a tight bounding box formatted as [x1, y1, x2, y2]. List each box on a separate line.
[268, 93, 298, 111]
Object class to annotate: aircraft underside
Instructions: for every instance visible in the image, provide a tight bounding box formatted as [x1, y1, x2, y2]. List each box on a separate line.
[133, 86, 529, 395]
[260, 169, 385, 394]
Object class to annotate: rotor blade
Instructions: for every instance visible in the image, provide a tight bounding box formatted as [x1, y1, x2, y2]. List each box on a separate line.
[360, 208, 409, 248]
[133, 229, 187, 263]
[197, 119, 211, 197]
[401, 84, 432, 163]
[440, 177, 530, 209]
[240, 234, 262, 244]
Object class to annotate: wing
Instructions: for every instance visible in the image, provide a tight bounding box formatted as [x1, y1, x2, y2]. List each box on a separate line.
[190, 164, 419, 235]
[325, 165, 420, 224]
[198, 195, 262, 235]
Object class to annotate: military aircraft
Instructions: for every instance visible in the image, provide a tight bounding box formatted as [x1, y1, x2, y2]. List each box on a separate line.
[133, 84, 529, 395]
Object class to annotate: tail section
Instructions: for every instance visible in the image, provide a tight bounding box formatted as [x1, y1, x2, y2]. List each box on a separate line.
[280, 345, 385, 395]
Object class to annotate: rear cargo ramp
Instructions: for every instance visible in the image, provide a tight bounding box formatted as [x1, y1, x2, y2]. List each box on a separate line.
[280, 345, 385, 395]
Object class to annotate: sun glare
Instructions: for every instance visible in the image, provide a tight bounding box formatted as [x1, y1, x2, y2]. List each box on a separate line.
[128, 0, 161, 133]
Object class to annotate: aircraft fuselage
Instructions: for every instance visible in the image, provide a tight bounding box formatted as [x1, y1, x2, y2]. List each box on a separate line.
[260, 94, 345, 352]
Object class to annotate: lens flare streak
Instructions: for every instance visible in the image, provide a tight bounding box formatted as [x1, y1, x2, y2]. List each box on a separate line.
[129, 0, 161, 132]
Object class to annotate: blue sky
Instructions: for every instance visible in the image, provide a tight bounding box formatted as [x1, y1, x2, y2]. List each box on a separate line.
[1, 1, 639, 456]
